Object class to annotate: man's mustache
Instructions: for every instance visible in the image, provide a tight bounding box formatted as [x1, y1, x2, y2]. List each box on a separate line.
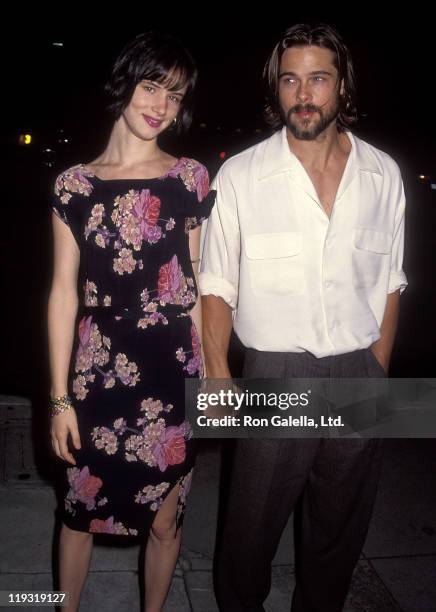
[289, 104, 321, 114]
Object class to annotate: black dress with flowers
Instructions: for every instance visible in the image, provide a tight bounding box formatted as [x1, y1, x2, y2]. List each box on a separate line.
[51, 158, 215, 537]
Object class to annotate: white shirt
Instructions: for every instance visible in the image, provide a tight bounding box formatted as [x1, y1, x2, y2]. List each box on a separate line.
[199, 126, 407, 357]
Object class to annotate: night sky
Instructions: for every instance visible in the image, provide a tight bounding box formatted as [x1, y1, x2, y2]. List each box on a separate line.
[6, 14, 436, 172]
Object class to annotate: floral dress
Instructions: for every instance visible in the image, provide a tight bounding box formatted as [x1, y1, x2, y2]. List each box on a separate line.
[51, 158, 215, 537]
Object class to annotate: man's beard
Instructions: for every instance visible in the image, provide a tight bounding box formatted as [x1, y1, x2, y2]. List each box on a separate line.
[283, 101, 339, 140]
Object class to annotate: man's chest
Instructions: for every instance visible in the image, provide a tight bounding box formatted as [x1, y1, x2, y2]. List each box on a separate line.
[305, 166, 346, 218]
[240, 172, 391, 234]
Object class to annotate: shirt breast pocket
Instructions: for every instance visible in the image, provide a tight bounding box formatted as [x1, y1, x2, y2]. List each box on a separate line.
[352, 228, 391, 289]
[245, 232, 305, 296]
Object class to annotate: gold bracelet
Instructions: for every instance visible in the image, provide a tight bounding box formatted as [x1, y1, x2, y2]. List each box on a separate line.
[49, 394, 73, 417]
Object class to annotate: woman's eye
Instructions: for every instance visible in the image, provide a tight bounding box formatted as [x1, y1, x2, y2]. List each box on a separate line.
[143, 85, 154, 93]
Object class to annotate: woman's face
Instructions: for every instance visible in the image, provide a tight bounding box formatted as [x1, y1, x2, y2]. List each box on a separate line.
[122, 76, 188, 141]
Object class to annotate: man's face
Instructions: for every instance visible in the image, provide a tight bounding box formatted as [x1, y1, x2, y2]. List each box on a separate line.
[278, 45, 342, 140]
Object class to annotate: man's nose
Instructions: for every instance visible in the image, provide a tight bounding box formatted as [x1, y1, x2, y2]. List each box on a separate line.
[296, 81, 311, 103]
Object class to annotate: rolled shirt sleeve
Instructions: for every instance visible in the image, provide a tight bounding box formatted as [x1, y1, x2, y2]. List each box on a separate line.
[199, 166, 240, 309]
[388, 176, 408, 294]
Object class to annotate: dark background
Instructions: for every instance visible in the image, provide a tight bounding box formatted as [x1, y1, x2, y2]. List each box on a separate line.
[3, 13, 436, 398]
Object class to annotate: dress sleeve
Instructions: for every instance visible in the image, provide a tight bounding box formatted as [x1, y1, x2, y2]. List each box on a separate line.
[51, 165, 89, 246]
[183, 160, 216, 232]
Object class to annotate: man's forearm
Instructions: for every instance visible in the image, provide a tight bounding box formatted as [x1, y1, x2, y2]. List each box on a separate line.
[370, 289, 400, 373]
[202, 295, 233, 378]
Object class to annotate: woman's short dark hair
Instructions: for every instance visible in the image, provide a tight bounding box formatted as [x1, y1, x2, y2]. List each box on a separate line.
[263, 23, 358, 132]
[105, 31, 198, 134]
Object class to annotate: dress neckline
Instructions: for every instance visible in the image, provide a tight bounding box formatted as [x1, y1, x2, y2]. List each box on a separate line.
[80, 157, 185, 182]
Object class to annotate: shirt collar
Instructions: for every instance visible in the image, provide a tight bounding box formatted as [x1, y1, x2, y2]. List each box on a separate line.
[258, 126, 382, 181]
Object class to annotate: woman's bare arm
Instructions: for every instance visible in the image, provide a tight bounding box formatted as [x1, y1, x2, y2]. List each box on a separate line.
[48, 212, 81, 464]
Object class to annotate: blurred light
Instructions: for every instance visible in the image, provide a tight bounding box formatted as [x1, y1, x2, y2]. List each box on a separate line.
[199, 123, 207, 129]
[431, 184, 436, 191]
[219, 151, 226, 160]
[236, 128, 242, 133]
[18, 134, 32, 145]
[419, 175, 427, 180]
[41, 148, 56, 168]
[255, 128, 262, 133]
[216, 125, 222, 131]
[52, 42, 64, 47]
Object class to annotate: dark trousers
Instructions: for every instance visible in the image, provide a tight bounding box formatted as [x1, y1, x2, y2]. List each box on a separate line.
[215, 348, 385, 612]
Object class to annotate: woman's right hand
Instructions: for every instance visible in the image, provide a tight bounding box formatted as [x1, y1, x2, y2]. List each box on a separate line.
[50, 409, 82, 465]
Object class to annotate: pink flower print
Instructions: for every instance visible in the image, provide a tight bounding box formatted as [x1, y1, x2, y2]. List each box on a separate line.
[192, 163, 210, 202]
[158, 255, 181, 303]
[92, 426, 119, 455]
[177, 468, 194, 521]
[113, 418, 127, 434]
[67, 466, 103, 511]
[70, 167, 94, 195]
[133, 189, 162, 244]
[79, 315, 92, 345]
[114, 353, 140, 386]
[75, 315, 93, 364]
[164, 159, 209, 201]
[140, 398, 172, 421]
[134, 482, 170, 510]
[113, 248, 138, 275]
[55, 165, 94, 199]
[145, 224, 163, 244]
[152, 425, 187, 472]
[164, 158, 188, 180]
[191, 323, 200, 355]
[186, 324, 203, 376]
[73, 316, 137, 397]
[179, 469, 193, 503]
[89, 516, 137, 536]
[176, 348, 186, 363]
[84, 280, 98, 306]
[89, 516, 117, 534]
[178, 420, 193, 440]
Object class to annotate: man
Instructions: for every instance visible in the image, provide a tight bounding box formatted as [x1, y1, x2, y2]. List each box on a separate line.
[199, 23, 407, 612]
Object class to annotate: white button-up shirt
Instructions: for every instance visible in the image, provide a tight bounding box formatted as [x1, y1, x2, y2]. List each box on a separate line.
[199, 126, 407, 357]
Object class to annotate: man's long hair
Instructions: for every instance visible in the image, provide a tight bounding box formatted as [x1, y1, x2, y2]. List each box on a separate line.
[263, 23, 358, 132]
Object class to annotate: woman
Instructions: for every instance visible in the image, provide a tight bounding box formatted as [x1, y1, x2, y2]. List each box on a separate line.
[47, 31, 215, 612]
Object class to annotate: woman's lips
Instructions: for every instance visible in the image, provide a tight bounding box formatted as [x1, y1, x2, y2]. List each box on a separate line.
[143, 115, 163, 128]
